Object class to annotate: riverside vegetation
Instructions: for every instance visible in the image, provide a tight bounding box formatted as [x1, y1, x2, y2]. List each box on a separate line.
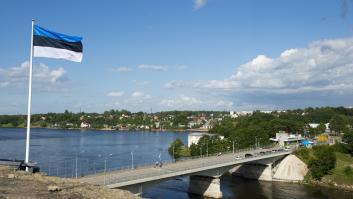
[167, 107, 353, 189]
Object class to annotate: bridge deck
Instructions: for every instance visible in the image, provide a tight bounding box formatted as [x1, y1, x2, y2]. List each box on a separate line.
[79, 148, 292, 188]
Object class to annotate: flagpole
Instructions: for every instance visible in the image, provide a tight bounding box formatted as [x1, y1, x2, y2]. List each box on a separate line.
[25, 19, 34, 171]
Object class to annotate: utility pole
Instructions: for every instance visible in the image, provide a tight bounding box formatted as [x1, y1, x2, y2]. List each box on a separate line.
[131, 151, 134, 169]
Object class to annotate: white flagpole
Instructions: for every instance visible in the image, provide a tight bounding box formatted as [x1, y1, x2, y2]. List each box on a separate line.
[25, 19, 34, 171]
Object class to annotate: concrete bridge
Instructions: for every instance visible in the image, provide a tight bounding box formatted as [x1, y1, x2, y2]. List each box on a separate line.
[79, 147, 292, 198]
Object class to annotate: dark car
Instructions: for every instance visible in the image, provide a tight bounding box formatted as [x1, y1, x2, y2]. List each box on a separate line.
[245, 153, 253, 158]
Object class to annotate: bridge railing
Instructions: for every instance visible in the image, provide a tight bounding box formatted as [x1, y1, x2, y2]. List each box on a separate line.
[39, 144, 287, 179]
[99, 148, 294, 185]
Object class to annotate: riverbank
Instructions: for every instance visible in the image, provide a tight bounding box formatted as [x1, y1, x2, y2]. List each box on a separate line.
[0, 166, 139, 199]
[0, 126, 207, 133]
[306, 152, 353, 192]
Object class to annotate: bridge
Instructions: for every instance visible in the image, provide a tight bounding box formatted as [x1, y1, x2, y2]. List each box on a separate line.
[79, 147, 292, 198]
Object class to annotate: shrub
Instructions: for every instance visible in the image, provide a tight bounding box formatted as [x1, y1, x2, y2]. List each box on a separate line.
[344, 166, 353, 176]
[294, 148, 311, 164]
[308, 145, 336, 180]
[331, 143, 349, 154]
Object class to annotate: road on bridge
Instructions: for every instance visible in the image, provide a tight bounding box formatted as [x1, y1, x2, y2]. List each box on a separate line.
[79, 147, 292, 188]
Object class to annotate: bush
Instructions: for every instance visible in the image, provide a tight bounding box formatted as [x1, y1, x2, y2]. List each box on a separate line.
[331, 143, 350, 154]
[344, 166, 353, 176]
[294, 148, 311, 164]
[308, 145, 336, 180]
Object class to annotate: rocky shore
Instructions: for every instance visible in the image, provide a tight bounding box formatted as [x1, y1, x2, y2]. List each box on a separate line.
[0, 166, 139, 199]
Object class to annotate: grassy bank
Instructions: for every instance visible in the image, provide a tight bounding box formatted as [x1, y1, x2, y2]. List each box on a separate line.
[323, 152, 353, 185]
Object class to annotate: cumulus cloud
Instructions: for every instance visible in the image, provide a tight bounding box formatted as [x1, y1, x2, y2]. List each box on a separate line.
[0, 61, 67, 89]
[167, 37, 353, 94]
[112, 66, 133, 72]
[130, 91, 151, 102]
[107, 91, 124, 97]
[133, 80, 150, 86]
[161, 94, 203, 108]
[194, 0, 207, 10]
[138, 64, 168, 71]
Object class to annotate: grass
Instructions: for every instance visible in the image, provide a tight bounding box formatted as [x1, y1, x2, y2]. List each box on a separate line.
[323, 152, 353, 185]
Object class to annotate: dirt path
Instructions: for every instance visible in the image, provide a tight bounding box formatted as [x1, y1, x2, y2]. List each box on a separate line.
[0, 166, 139, 199]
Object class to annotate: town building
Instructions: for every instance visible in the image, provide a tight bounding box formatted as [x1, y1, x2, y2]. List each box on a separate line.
[270, 131, 304, 146]
[187, 132, 224, 147]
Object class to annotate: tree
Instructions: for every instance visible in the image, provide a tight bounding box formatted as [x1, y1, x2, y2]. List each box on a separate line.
[308, 145, 336, 180]
[168, 139, 189, 159]
[317, 123, 326, 134]
[330, 114, 347, 135]
[342, 129, 353, 152]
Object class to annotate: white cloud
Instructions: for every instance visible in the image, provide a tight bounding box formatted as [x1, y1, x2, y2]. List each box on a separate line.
[0, 61, 67, 89]
[161, 94, 203, 108]
[107, 91, 124, 97]
[194, 0, 207, 10]
[133, 80, 150, 86]
[167, 37, 353, 94]
[216, 100, 234, 108]
[175, 65, 188, 70]
[138, 64, 168, 71]
[112, 66, 133, 72]
[128, 92, 152, 105]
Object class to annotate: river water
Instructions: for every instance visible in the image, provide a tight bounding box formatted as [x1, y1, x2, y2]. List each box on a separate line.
[0, 128, 352, 199]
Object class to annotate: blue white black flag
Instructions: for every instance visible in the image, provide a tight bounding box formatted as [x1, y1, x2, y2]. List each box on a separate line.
[33, 25, 83, 62]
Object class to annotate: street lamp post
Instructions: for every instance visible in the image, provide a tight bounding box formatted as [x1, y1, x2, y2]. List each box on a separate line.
[232, 139, 235, 154]
[206, 141, 208, 157]
[103, 153, 113, 185]
[172, 145, 175, 162]
[255, 137, 258, 149]
[104, 158, 107, 185]
[131, 151, 134, 169]
[75, 150, 85, 179]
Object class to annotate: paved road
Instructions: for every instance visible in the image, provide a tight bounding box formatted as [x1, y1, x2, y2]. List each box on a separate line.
[79, 147, 292, 188]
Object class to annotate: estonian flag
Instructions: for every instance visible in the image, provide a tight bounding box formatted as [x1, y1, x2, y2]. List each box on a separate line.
[33, 25, 83, 62]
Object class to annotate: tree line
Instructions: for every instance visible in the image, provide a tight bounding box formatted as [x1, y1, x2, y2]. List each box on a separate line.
[169, 106, 353, 159]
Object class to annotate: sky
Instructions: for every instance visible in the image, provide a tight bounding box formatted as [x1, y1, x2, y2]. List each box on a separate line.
[1, 0, 353, 114]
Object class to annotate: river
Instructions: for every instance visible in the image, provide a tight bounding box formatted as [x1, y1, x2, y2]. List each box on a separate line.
[0, 128, 352, 199]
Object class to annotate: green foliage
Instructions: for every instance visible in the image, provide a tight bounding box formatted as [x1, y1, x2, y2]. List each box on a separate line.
[308, 145, 336, 180]
[168, 138, 190, 159]
[331, 143, 350, 154]
[330, 114, 348, 134]
[343, 130, 353, 152]
[294, 148, 311, 164]
[344, 166, 353, 176]
[209, 117, 236, 137]
[189, 135, 229, 156]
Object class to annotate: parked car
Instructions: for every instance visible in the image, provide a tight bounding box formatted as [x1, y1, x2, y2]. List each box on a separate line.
[235, 155, 242, 160]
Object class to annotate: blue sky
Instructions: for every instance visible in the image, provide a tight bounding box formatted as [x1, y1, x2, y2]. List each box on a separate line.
[1, 0, 353, 114]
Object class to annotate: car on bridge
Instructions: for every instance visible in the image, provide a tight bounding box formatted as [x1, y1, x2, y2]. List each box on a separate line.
[244, 153, 253, 158]
[235, 155, 242, 160]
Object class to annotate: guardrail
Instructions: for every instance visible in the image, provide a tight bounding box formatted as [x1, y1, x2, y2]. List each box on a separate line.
[80, 149, 292, 186]
[39, 144, 292, 179]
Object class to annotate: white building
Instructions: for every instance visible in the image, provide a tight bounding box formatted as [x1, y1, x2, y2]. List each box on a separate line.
[270, 132, 303, 146]
[80, 122, 91, 128]
[308, 123, 330, 133]
[187, 132, 224, 147]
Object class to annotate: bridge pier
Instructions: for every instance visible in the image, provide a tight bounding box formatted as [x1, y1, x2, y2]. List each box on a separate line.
[188, 175, 223, 198]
